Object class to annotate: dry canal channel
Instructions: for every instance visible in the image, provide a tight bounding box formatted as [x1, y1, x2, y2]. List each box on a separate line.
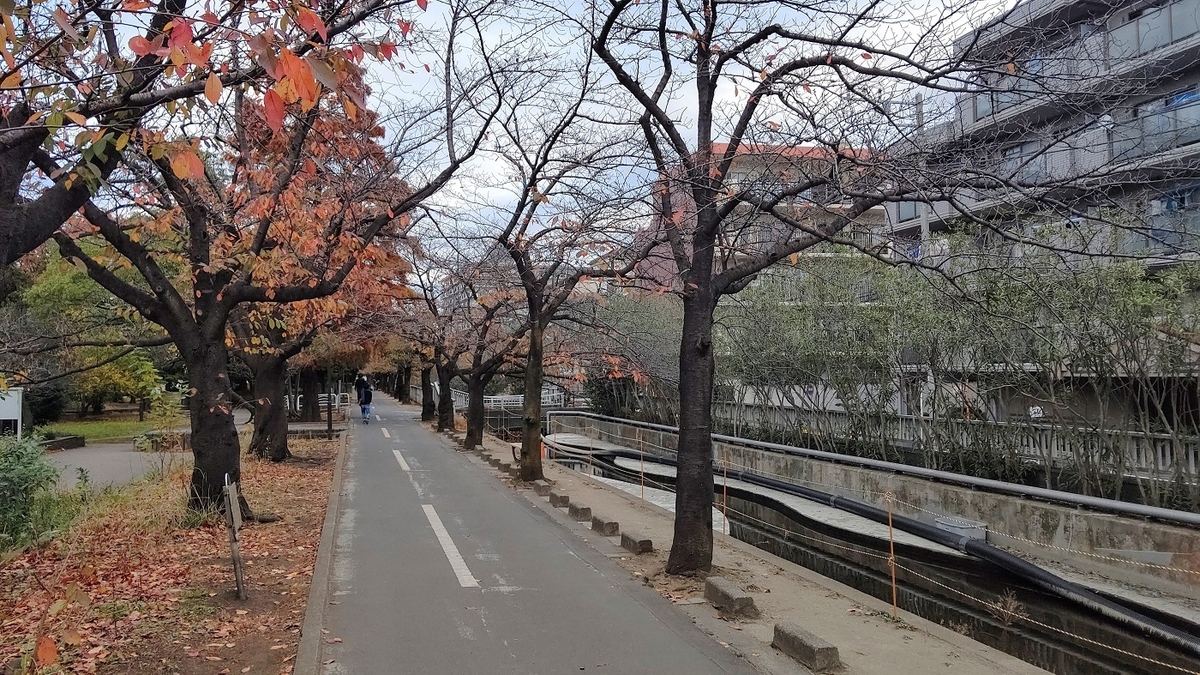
[546, 437, 1200, 675]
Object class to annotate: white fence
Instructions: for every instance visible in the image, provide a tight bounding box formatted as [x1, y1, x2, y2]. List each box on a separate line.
[288, 393, 351, 413]
[451, 389, 565, 411]
[713, 401, 1200, 481]
[406, 385, 567, 412]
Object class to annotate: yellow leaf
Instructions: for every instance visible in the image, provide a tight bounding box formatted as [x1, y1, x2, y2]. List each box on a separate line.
[63, 629, 82, 646]
[64, 111, 87, 125]
[204, 71, 222, 104]
[0, 70, 19, 88]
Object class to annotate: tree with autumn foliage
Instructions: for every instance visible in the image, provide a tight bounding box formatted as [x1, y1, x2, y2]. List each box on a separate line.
[0, 0, 441, 266]
[240, 258, 415, 455]
[230, 203, 413, 462]
[402, 235, 527, 444]
[50, 10, 500, 510]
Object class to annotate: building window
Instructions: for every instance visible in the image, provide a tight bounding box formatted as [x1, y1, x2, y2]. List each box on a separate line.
[975, 91, 993, 120]
[897, 201, 919, 222]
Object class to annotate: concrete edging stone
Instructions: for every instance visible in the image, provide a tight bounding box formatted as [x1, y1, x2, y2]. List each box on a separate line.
[295, 428, 351, 675]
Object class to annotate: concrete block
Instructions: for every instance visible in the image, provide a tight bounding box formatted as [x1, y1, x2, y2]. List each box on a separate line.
[488, 457, 502, 468]
[499, 462, 512, 474]
[591, 517, 619, 536]
[772, 622, 840, 673]
[703, 576, 759, 618]
[533, 480, 552, 497]
[620, 532, 653, 554]
[568, 503, 592, 522]
[506, 463, 521, 478]
[549, 491, 570, 508]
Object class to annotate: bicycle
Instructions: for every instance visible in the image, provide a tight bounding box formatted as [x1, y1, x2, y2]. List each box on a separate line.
[511, 441, 523, 464]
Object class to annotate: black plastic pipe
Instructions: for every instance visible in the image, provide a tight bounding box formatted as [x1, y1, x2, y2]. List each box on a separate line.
[546, 440, 1200, 659]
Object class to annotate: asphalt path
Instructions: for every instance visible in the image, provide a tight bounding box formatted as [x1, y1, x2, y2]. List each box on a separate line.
[47, 444, 187, 491]
[317, 395, 758, 675]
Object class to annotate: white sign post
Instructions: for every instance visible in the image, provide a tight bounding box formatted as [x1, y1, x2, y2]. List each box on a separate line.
[0, 387, 24, 438]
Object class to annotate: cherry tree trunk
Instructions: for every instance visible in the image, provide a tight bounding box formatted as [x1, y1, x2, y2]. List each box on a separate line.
[420, 366, 436, 421]
[299, 368, 322, 422]
[185, 341, 245, 512]
[248, 355, 290, 462]
[436, 366, 455, 432]
[464, 374, 486, 450]
[666, 294, 717, 575]
[519, 323, 546, 481]
[398, 364, 413, 403]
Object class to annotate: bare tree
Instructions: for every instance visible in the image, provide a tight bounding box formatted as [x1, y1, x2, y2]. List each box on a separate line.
[582, 0, 1166, 572]
[402, 235, 527, 443]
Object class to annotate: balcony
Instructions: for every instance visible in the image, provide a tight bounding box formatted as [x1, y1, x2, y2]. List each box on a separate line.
[963, 0, 1200, 134]
[1122, 209, 1200, 256]
[1107, 0, 1200, 61]
[1112, 99, 1200, 162]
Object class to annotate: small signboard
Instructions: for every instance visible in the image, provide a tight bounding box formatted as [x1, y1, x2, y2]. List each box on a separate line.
[0, 387, 23, 438]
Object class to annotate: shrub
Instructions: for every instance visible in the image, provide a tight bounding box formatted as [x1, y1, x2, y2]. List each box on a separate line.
[25, 381, 69, 424]
[0, 434, 59, 548]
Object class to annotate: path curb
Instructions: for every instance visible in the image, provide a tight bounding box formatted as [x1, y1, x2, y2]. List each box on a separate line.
[295, 426, 351, 675]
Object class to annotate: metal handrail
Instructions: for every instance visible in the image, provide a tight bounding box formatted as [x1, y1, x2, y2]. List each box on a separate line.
[544, 409, 1200, 528]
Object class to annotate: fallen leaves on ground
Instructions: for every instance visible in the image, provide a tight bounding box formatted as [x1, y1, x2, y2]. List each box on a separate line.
[0, 438, 337, 675]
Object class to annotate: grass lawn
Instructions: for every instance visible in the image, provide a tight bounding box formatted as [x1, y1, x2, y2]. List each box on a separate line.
[38, 419, 163, 442]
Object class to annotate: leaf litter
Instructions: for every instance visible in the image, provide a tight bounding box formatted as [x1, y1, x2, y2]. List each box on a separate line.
[1, 438, 337, 674]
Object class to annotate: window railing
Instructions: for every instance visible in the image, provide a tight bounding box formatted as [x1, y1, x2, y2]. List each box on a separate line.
[1108, 0, 1200, 60]
[1125, 209, 1200, 255]
[1112, 99, 1200, 161]
[973, 0, 1200, 123]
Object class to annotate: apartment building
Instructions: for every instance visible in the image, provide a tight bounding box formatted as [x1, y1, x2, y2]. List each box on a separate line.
[633, 144, 885, 291]
[885, 0, 1200, 261]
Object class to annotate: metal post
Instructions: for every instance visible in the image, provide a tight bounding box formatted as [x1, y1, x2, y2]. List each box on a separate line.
[326, 372, 333, 441]
[722, 451, 729, 542]
[886, 492, 898, 621]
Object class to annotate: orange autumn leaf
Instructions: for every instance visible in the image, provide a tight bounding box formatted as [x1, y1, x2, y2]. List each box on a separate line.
[129, 36, 155, 56]
[204, 72, 222, 104]
[264, 89, 285, 132]
[35, 635, 57, 667]
[296, 7, 328, 41]
[169, 150, 204, 179]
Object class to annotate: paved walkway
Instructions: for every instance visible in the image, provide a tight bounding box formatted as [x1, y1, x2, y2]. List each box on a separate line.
[47, 444, 187, 491]
[315, 396, 757, 675]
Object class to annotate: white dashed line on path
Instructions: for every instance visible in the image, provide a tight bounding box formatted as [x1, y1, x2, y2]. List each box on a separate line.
[375, 414, 381, 421]
[392, 449, 411, 472]
[381, 427, 391, 438]
[421, 505, 480, 588]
